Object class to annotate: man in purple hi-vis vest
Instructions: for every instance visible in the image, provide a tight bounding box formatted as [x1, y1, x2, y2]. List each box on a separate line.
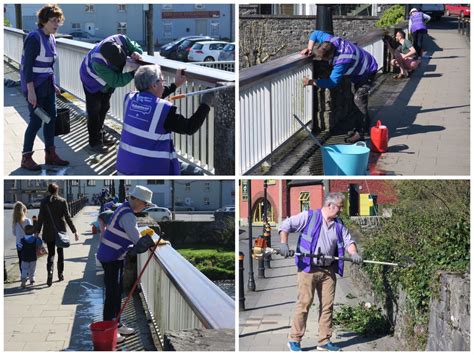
[279, 192, 362, 352]
[301, 30, 378, 143]
[409, 8, 431, 57]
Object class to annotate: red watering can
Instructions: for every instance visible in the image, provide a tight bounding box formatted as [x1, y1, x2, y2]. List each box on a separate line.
[370, 120, 388, 153]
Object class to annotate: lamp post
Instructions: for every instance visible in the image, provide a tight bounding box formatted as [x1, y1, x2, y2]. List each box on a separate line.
[247, 180, 256, 291]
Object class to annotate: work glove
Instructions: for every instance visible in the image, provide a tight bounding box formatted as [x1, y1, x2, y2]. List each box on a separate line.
[351, 252, 363, 265]
[279, 243, 290, 258]
[128, 234, 155, 257]
[200, 92, 215, 107]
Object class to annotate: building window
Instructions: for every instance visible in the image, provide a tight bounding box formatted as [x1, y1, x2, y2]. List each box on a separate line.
[195, 4, 205, 9]
[87, 180, 96, 186]
[203, 197, 210, 206]
[117, 5, 126, 12]
[71, 180, 79, 186]
[162, 4, 172, 9]
[185, 183, 191, 191]
[299, 192, 310, 212]
[85, 5, 95, 13]
[210, 21, 220, 37]
[204, 182, 210, 192]
[125, 180, 132, 186]
[71, 23, 81, 30]
[163, 22, 172, 39]
[117, 22, 127, 35]
[147, 180, 164, 185]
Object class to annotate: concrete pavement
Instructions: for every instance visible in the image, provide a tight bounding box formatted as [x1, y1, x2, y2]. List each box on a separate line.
[4, 206, 156, 351]
[239, 227, 401, 351]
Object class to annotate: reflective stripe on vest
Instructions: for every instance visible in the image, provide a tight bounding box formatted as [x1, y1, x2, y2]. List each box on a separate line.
[119, 142, 178, 159]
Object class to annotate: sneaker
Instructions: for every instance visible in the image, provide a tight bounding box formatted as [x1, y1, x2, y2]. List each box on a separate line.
[287, 341, 302, 351]
[344, 131, 365, 144]
[345, 128, 357, 139]
[101, 137, 116, 147]
[58, 274, 64, 282]
[88, 144, 109, 154]
[47, 272, 53, 287]
[317, 342, 341, 351]
[29, 277, 35, 285]
[118, 325, 135, 336]
[117, 334, 126, 343]
[21, 279, 27, 289]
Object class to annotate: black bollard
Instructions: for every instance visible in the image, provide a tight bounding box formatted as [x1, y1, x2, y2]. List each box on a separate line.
[257, 253, 265, 278]
[247, 181, 256, 291]
[239, 252, 246, 310]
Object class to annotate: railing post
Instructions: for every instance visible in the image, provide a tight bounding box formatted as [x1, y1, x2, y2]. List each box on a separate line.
[214, 82, 235, 175]
[239, 252, 246, 310]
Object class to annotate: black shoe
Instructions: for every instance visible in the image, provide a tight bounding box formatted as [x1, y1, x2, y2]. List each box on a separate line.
[344, 131, 365, 144]
[88, 144, 109, 154]
[47, 272, 53, 287]
[58, 274, 64, 282]
[101, 137, 115, 147]
[345, 128, 357, 138]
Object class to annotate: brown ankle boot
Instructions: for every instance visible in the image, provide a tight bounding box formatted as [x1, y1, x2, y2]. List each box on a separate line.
[45, 147, 69, 166]
[21, 152, 41, 171]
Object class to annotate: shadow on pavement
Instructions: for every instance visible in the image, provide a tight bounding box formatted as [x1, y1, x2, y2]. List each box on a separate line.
[240, 326, 291, 338]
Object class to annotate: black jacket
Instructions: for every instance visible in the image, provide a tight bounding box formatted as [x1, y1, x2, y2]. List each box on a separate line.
[36, 194, 77, 243]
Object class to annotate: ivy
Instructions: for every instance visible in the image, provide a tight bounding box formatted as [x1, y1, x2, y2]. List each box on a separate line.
[358, 180, 470, 348]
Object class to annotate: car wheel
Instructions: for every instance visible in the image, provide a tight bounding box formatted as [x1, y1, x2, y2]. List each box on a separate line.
[161, 216, 170, 221]
[204, 56, 215, 62]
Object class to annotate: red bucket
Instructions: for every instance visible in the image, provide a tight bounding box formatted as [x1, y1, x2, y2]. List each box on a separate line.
[90, 320, 118, 351]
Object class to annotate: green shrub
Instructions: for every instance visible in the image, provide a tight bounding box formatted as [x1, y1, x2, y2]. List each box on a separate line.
[376, 5, 406, 28]
[334, 304, 391, 336]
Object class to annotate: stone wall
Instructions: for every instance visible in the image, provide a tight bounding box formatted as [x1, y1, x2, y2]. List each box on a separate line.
[426, 272, 470, 351]
[239, 15, 379, 68]
[350, 264, 471, 350]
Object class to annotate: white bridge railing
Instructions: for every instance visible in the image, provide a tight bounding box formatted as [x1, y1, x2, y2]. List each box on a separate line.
[4, 27, 235, 174]
[137, 227, 234, 347]
[240, 54, 313, 174]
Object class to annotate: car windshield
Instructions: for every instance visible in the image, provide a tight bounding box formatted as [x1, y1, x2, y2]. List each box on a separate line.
[224, 44, 235, 51]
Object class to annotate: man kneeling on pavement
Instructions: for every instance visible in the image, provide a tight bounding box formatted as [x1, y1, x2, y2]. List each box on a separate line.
[279, 192, 362, 352]
[386, 30, 420, 79]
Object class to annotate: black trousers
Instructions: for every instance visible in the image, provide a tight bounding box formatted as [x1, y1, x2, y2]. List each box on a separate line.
[83, 86, 113, 146]
[413, 29, 427, 57]
[101, 260, 124, 322]
[46, 241, 64, 276]
[353, 73, 376, 135]
[17, 249, 22, 274]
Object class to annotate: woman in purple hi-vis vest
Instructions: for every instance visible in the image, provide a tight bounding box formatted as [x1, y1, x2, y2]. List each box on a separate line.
[19, 5, 69, 171]
[278, 192, 362, 352]
[409, 8, 431, 57]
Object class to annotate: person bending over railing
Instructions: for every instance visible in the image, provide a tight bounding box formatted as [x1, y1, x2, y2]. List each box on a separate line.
[116, 65, 215, 175]
[301, 30, 378, 143]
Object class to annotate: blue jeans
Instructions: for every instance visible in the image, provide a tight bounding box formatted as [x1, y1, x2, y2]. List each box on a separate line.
[23, 92, 56, 154]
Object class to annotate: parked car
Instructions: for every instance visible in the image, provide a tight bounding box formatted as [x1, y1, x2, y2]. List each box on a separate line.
[176, 37, 215, 62]
[218, 42, 235, 61]
[4, 201, 15, 209]
[215, 205, 235, 213]
[69, 31, 101, 43]
[445, 4, 470, 17]
[173, 202, 196, 211]
[188, 41, 228, 62]
[27, 199, 42, 209]
[159, 36, 212, 59]
[143, 206, 172, 222]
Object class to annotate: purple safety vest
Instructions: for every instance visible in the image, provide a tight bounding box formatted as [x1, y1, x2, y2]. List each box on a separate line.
[97, 201, 135, 263]
[295, 209, 345, 277]
[20, 29, 57, 95]
[80, 34, 127, 93]
[116, 91, 179, 175]
[410, 12, 428, 32]
[329, 36, 378, 84]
